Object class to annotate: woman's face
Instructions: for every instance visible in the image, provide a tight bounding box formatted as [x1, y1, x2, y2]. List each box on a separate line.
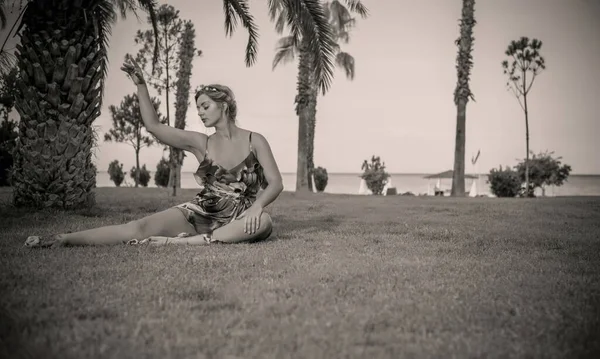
[196, 94, 224, 127]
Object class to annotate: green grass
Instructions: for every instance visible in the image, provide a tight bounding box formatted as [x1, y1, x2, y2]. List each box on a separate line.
[1, 187, 599, 359]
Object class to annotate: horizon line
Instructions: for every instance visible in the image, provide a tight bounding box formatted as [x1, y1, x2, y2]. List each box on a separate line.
[95, 171, 600, 176]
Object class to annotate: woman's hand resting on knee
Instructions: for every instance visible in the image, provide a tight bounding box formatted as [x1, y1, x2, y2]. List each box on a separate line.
[243, 204, 263, 235]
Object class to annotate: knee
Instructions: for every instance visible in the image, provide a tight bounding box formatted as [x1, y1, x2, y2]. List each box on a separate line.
[258, 212, 273, 239]
[125, 219, 146, 239]
[261, 212, 273, 229]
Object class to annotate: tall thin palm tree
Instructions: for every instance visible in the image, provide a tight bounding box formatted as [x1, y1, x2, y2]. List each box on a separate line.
[451, 0, 476, 197]
[271, 0, 367, 192]
[9, 0, 161, 208]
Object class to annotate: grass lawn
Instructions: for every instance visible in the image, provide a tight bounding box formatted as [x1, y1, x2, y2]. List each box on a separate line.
[1, 187, 599, 359]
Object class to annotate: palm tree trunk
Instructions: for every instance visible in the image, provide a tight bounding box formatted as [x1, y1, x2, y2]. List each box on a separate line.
[135, 148, 140, 188]
[452, 98, 467, 196]
[11, 0, 102, 208]
[294, 41, 312, 193]
[306, 67, 318, 192]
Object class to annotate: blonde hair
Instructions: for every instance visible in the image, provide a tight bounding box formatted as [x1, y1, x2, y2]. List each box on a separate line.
[195, 84, 238, 121]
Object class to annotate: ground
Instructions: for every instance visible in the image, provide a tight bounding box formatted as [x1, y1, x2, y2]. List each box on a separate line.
[1, 187, 599, 359]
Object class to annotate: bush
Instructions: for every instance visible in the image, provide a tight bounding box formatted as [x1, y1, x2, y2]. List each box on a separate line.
[108, 160, 125, 187]
[313, 166, 328, 192]
[515, 151, 572, 197]
[360, 155, 391, 195]
[154, 157, 170, 187]
[0, 119, 18, 187]
[130, 164, 150, 187]
[488, 165, 521, 197]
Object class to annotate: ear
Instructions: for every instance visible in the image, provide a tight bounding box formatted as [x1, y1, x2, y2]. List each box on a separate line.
[221, 102, 228, 114]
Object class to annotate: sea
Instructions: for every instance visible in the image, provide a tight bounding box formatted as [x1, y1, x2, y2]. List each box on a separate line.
[95, 172, 600, 197]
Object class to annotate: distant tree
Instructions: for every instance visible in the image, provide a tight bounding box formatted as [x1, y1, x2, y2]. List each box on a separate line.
[502, 37, 546, 197]
[0, 66, 19, 186]
[170, 20, 200, 196]
[130, 164, 150, 187]
[0, 118, 18, 186]
[108, 159, 125, 187]
[313, 166, 328, 192]
[154, 157, 170, 187]
[131, 4, 201, 196]
[104, 93, 165, 187]
[451, 0, 476, 197]
[360, 155, 390, 195]
[0, 66, 19, 121]
[515, 151, 571, 197]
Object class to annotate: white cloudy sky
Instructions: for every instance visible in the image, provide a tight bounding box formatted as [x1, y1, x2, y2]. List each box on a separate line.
[2, 0, 599, 174]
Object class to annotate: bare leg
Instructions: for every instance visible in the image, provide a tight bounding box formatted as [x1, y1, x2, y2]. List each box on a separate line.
[26, 208, 196, 247]
[152, 212, 273, 245]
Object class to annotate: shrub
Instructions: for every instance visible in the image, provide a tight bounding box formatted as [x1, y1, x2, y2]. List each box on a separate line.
[488, 165, 521, 197]
[515, 151, 572, 197]
[130, 164, 150, 187]
[313, 166, 328, 192]
[108, 160, 125, 187]
[360, 155, 390, 195]
[154, 157, 170, 187]
[0, 119, 18, 186]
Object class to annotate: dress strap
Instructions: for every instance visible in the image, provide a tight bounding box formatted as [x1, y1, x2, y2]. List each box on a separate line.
[249, 132, 253, 154]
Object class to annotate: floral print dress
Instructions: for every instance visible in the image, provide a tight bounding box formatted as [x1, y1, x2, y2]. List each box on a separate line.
[174, 132, 268, 236]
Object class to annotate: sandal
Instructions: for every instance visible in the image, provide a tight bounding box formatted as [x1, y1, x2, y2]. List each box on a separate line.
[24, 235, 64, 248]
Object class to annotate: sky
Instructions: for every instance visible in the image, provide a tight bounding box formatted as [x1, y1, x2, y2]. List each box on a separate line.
[2, 0, 599, 174]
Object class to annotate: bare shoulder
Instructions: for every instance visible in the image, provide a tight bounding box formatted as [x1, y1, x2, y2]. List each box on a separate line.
[249, 131, 270, 148]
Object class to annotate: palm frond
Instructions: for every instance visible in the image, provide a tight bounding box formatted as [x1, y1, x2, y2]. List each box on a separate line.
[329, 1, 352, 28]
[222, 0, 259, 67]
[283, 0, 336, 95]
[267, 0, 287, 34]
[272, 35, 296, 70]
[0, 50, 16, 74]
[335, 51, 354, 80]
[93, 0, 117, 101]
[133, 0, 160, 73]
[0, 4, 6, 30]
[342, 0, 369, 18]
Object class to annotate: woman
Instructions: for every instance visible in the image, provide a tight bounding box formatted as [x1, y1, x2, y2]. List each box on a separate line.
[24, 58, 284, 247]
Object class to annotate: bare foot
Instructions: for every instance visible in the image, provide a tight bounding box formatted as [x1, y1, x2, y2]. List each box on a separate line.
[24, 235, 64, 248]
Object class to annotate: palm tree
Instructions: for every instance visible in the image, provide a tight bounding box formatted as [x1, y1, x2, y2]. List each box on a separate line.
[8, 0, 160, 209]
[451, 0, 476, 197]
[271, 0, 367, 192]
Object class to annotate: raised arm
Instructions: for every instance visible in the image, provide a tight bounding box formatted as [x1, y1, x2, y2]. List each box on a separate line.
[136, 83, 206, 155]
[122, 58, 206, 157]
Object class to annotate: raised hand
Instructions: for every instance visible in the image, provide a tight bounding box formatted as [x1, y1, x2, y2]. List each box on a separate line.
[120, 57, 146, 85]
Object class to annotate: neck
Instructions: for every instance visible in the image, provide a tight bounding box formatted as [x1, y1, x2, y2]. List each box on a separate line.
[213, 119, 236, 139]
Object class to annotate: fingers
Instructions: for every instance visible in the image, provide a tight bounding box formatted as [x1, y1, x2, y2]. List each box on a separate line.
[244, 216, 260, 235]
[245, 217, 251, 234]
[129, 57, 143, 72]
